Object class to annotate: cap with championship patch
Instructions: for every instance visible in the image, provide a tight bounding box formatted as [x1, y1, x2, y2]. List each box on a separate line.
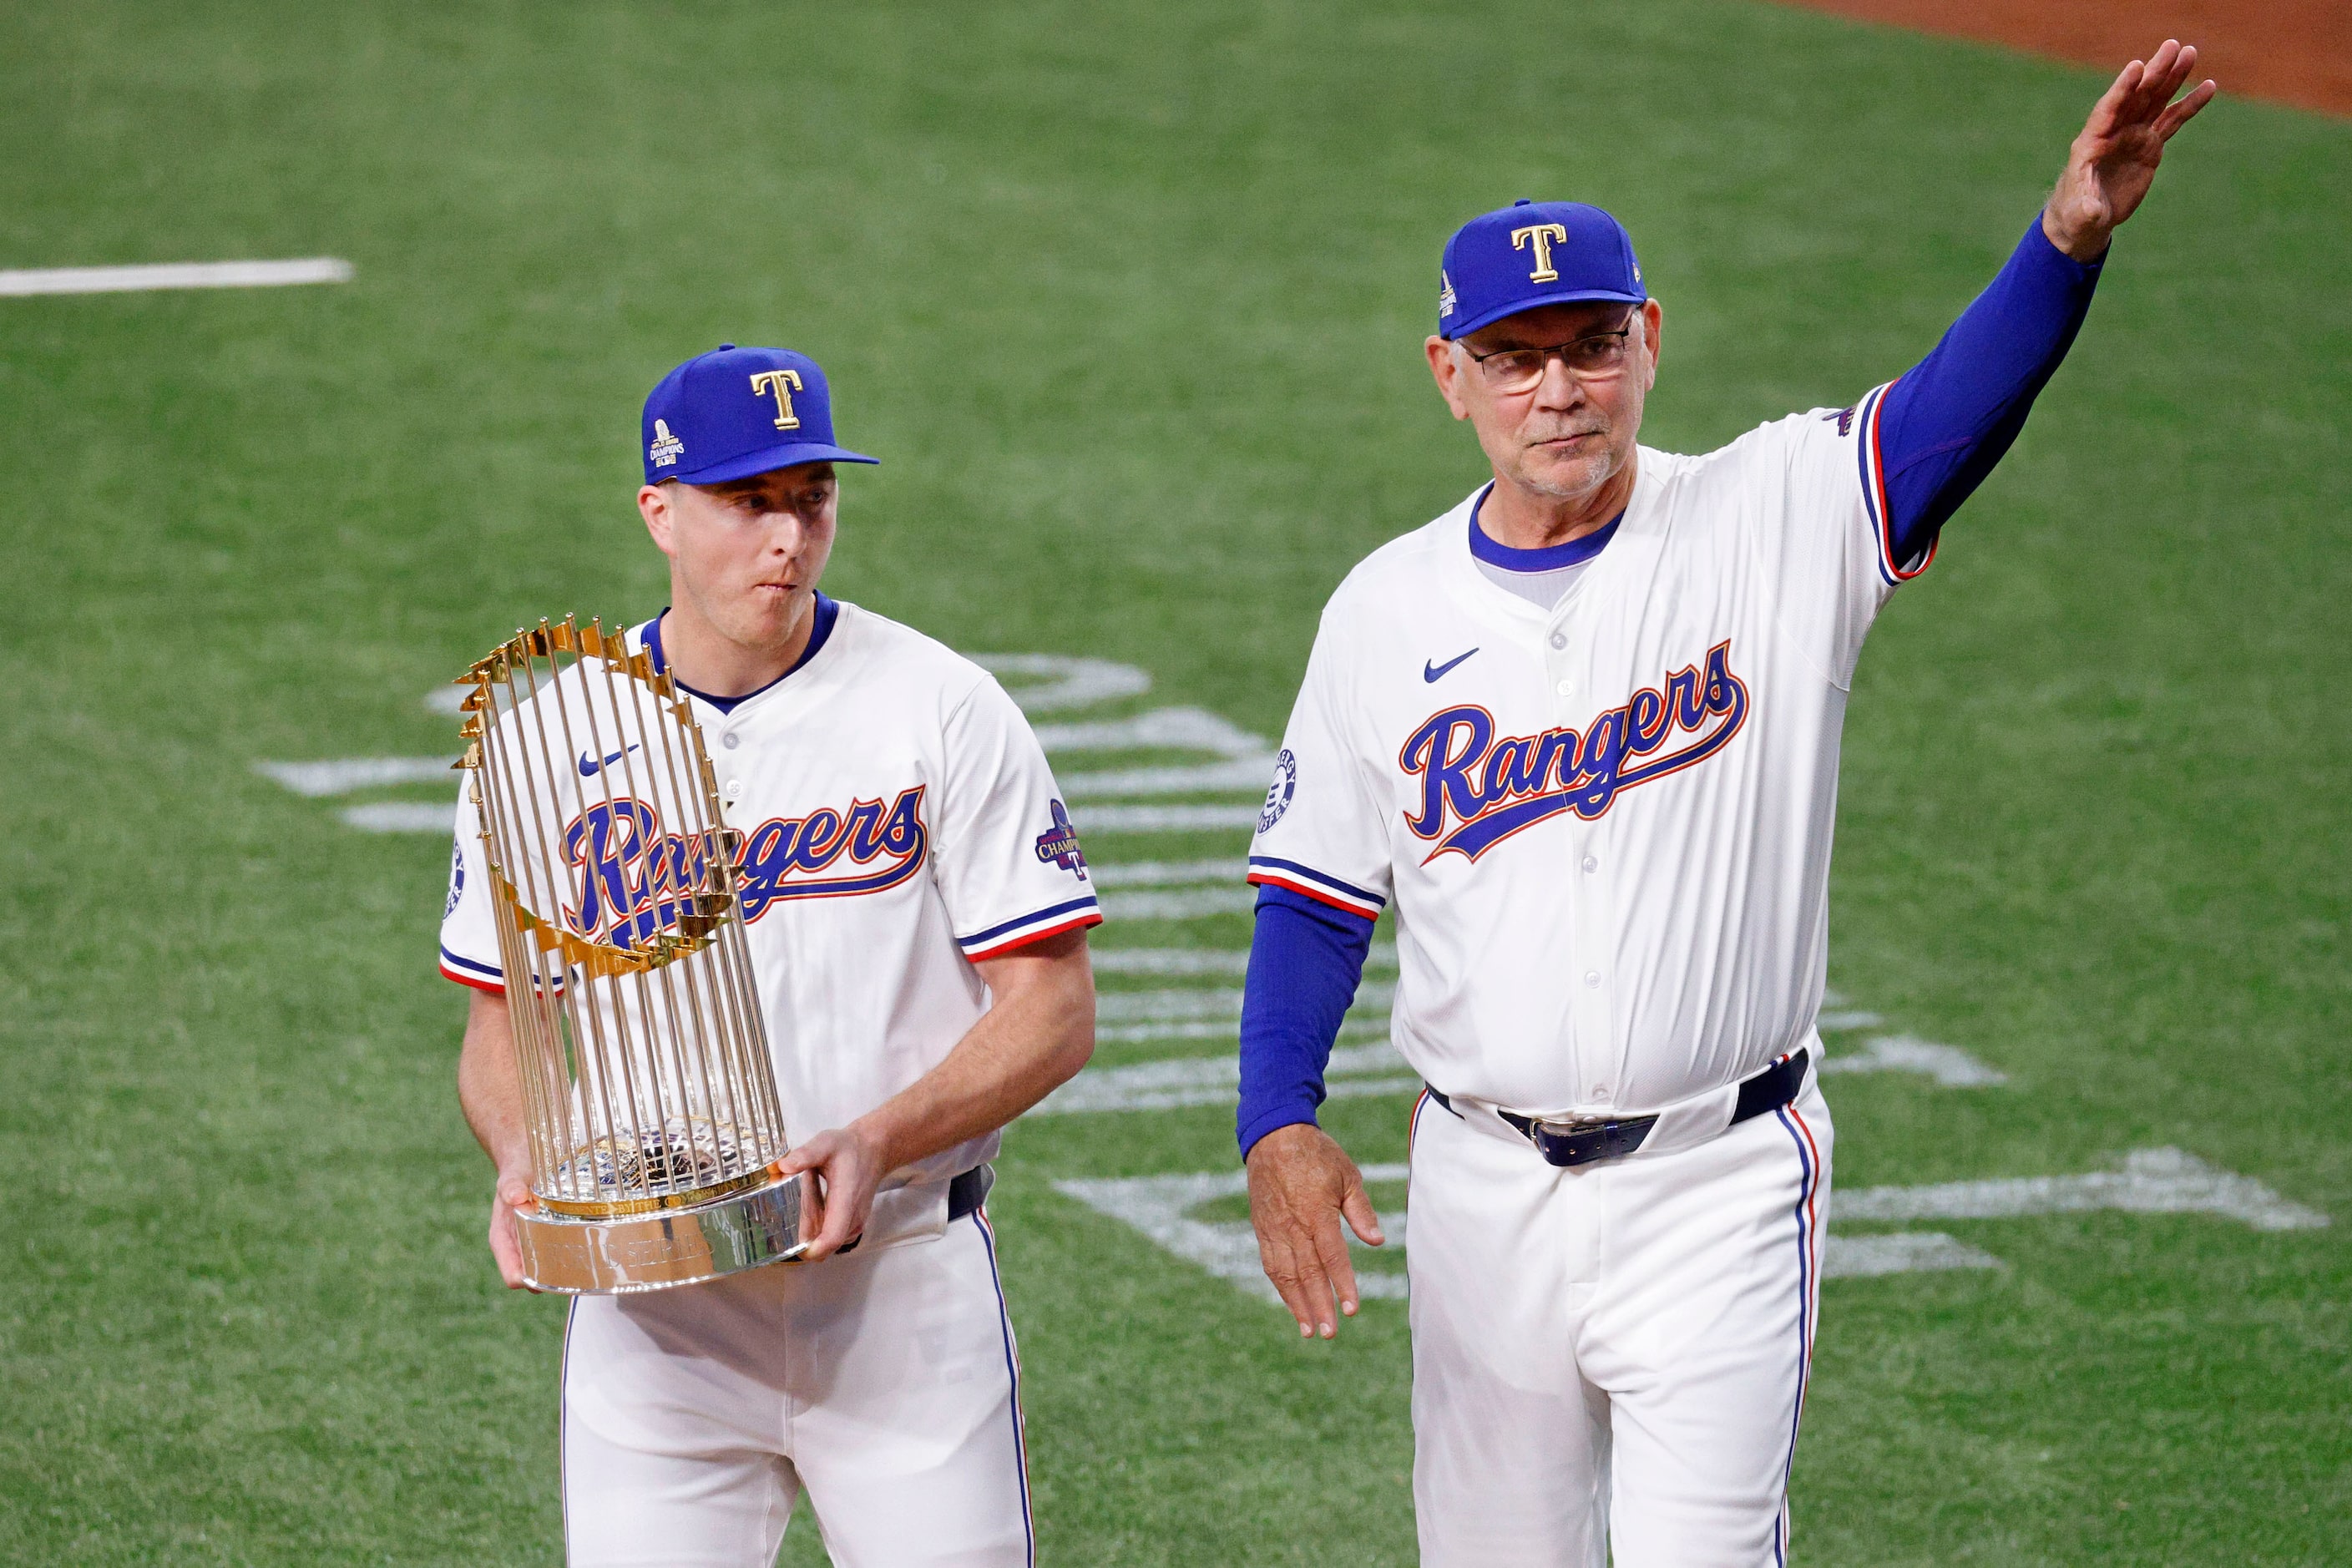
[641, 344, 878, 485]
[1436, 199, 1646, 340]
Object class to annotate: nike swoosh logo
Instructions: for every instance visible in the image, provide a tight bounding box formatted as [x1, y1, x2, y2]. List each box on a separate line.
[1424, 648, 1479, 683]
[578, 743, 641, 777]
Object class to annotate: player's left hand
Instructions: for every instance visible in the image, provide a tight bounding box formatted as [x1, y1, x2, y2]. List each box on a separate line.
[777, 1125, 886, 1260]
[2042, 38, 2217, 262]
[1246, 1122, 1386, 1340]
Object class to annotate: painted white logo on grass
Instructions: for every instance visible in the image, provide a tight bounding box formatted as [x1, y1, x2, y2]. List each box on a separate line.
[264, 655, 1269, 832]
[278, 657, 2013, 1134]
[1055, 1147, 2329, 1303]
[1039, 981, 2007, 1116]
[1056, 1165, 1414, 1305]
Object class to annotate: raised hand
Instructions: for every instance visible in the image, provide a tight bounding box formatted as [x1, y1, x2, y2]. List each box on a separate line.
[2044, 39, 2218, 262]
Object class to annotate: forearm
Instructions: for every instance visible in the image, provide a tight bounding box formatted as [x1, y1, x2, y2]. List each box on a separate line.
[456, 991, 530, 1174]
[1874, 217, 2104, 561]
[852, 933, 1095, 1175]
[1237, 886, 1374, 1158]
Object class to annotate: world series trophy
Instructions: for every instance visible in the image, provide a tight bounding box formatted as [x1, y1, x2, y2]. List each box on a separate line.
[453, 615, 802, 1293]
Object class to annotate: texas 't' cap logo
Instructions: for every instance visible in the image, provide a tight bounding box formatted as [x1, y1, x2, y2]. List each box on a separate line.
[1511, 222, 1570, 283]
[749, 369, 803, 430]
[648, 418, 685, 468]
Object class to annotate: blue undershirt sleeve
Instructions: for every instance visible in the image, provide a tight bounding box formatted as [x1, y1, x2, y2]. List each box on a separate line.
[1875, 217, 2105, 565]
[1236, 883, 1375, 1161]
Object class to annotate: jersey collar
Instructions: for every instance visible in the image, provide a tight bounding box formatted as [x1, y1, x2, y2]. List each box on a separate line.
[637, 593, 841, 714]
[1467, 487, 1623, 570]
[1444, 453, 1662, 631]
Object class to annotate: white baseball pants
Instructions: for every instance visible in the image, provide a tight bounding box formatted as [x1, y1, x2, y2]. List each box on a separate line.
[1405, 1075, 1833, 1566]
[559, 1210, 1033, 1568]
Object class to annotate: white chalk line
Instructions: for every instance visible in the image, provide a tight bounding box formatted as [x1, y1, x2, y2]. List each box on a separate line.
[0, 258, 354, 297]
[1054, 1148, 2327, 1304]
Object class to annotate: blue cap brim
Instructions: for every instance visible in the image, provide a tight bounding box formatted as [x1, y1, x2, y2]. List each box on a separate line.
[675, 443, 880, 483]
[1444, 286, 1648, 341]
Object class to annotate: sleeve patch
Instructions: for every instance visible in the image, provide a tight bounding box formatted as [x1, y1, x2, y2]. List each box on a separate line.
[1258, 749, 1297, 832]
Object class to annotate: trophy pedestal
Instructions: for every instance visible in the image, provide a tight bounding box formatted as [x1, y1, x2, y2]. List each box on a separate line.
[514, 1172, 807, 1294]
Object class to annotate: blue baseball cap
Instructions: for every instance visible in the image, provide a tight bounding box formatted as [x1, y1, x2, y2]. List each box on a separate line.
[640, 344, 878, 486]
[1437, 199, 1646, 340]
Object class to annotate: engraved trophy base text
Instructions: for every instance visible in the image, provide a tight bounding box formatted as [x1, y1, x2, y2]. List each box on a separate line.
[514, 1171, 807, 1294]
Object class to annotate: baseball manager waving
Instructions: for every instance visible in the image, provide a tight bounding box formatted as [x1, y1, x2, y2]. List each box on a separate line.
[1238, 43, 2213, 1565]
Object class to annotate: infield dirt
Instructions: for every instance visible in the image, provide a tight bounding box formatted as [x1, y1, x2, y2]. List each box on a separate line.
[1780, 0, 2352, 117]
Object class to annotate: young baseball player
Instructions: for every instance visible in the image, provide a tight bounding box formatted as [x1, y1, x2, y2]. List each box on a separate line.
[446, 344, 1100, 1567]
[1238, 43, 2213, 1565]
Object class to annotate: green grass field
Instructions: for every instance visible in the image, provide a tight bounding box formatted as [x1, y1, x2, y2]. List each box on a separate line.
[4, 3, 2348, 1561]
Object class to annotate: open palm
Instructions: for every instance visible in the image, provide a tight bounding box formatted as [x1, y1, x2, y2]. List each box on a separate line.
[2044, 39, 2218, 260]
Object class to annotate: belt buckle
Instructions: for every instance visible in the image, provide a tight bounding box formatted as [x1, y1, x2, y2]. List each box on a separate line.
[1517, 1112, 1611, 1161]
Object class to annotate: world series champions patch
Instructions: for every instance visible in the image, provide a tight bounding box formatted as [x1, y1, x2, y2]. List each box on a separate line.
[1034, 798, 1087, 878]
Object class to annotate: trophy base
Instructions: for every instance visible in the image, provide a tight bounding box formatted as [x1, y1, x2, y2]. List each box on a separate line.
[514, 1171, 807, 1294]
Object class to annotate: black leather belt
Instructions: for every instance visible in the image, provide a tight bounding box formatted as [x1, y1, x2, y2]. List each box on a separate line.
[947, 1164, 994, 1222]
[1428, 1050, 1808, 1169]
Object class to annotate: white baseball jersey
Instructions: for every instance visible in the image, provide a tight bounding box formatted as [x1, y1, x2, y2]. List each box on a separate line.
[440, 597, 1101, 1243]
[1249, 387, 1915, 1120]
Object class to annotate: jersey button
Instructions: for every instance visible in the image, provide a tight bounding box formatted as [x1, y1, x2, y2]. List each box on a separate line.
[723, 779, 744, 801]
[721, 732, 741, 750]
[1583, 970, 1601, 989]
[1581, 855, 1598, 873]
[1591, 1087, 1613, 1105]
[1555, 679, 1576, 696]
[1549, 632, 1567, 650]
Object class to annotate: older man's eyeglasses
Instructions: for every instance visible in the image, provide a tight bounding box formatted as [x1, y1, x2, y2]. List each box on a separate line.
[1464, 328, 1634, 392]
